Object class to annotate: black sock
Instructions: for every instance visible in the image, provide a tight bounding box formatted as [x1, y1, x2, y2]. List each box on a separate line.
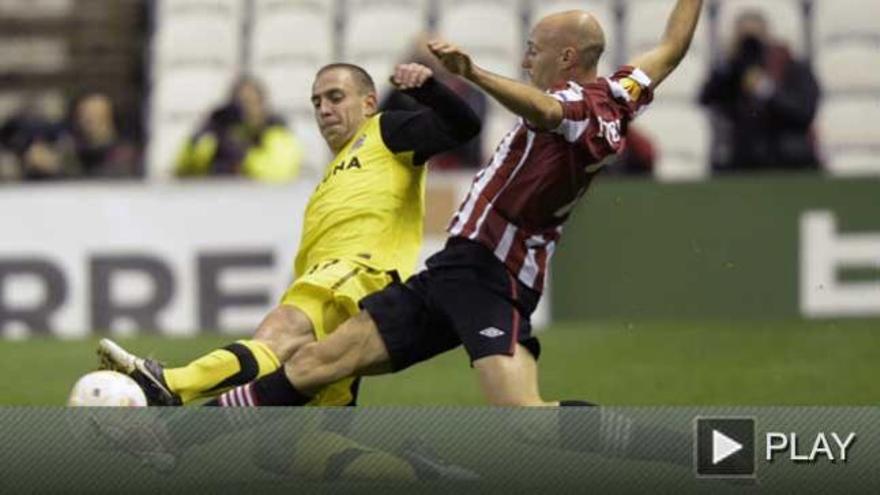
[250, 367, 314, 406]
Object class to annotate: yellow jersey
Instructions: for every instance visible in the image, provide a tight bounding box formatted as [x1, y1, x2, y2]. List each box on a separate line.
[294, 113, 426, 279]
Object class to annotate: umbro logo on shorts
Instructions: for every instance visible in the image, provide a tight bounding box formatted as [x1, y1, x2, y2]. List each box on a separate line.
[479, 327, 506, 338]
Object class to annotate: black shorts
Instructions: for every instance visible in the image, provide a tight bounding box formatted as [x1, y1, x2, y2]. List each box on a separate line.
[360, 237, 541, 372]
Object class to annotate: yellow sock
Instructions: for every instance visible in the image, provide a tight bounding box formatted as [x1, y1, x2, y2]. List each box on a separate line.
[164, 340, 280, 404]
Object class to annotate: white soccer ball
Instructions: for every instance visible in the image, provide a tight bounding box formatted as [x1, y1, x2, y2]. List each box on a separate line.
[68, 370, 148, 407]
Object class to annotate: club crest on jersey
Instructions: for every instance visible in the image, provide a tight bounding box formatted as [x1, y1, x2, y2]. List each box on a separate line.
[349, 134, 367, 153]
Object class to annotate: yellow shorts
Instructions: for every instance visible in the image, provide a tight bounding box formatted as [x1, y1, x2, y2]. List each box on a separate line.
[280, 257, 396, 406]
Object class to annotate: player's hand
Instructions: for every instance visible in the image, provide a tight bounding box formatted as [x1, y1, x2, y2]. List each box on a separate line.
[390, 63, 434, 90]
[427, 40, 474, 79]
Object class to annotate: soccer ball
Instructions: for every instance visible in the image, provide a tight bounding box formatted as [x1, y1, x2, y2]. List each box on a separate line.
[68, 370, 147, 407]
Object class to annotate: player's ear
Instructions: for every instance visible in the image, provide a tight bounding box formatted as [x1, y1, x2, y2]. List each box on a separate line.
[363, 92, 378, 116]
[561, 47, 577, 69]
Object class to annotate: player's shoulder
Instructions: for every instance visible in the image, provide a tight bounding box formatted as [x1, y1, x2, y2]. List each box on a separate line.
[377, 109, 414, 138]
[601, 66, 653, 104]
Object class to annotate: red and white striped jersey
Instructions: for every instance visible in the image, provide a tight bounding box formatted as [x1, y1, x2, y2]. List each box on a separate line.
[447, 66, 654, 292]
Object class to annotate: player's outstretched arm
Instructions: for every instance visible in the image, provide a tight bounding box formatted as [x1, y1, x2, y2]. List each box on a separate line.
[428, 40, 563, 131]
[628, 0, 703, 88]
[381, 62, 482, 164]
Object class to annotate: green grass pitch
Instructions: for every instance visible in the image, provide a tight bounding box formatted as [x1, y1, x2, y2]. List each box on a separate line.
[1, 319, 878, 405]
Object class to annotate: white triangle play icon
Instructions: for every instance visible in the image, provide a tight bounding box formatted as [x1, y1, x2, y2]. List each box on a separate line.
[712, 430, 743, 464]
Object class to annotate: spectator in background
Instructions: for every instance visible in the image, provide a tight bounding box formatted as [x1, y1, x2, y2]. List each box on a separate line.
[0, 92, 140, 181]
[699, 9, 821, 173]
[176, 76, 303, 182]
[68, 91, 141, 178]
[0, 97, 78, 181]
[381, 33, 487, 170]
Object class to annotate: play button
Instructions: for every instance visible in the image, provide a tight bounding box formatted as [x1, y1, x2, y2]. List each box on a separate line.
[712, 430, 743, 464]
[695, 418, 755, 477]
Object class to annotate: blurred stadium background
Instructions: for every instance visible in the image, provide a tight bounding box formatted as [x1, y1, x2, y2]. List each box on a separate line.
[0, 0, 877, 405]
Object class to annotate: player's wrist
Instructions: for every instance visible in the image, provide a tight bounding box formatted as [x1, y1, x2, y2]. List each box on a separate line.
[465, 65, 488, 86]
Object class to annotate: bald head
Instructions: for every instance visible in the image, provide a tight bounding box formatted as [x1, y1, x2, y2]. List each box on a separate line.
[523, 10, 605, 88]
[540, 10, 605, 69]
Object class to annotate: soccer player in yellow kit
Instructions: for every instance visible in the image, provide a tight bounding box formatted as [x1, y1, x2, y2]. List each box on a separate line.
[99, 62, 481, 407]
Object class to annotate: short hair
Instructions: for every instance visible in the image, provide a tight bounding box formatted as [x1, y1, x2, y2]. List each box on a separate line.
[316, 63, 377, 95]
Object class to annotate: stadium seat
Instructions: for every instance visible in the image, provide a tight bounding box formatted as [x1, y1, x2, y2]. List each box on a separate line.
[251, 0, 335, 67]
[816, 42, 880, 93]
[0, 37, 67, 73]
[636, 103, 710, 181]
[156, 0, 241, 19]
[814, 0, 880, 42]
[256, 62, 320, 116]
[0, 0, 73, 18]
[437, 0, 523, 78]
[528, 0, 618, 75]
[824, 148, 880, 177]
[153, 14, 242, 72]
[813, 0, 880, 93]
[0, 92, 18, 121]
[624, 0, 710, 99]
[151, 68, 233, 120]
[717, 0, 806, 55]
[818, 95, 880, 149]
[343, 0, 430, 93]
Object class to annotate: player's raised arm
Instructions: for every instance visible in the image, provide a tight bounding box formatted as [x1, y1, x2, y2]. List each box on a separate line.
[381, 63, 482, 165]
[628, 0, 703, 88]
[428, 40, 564, 131]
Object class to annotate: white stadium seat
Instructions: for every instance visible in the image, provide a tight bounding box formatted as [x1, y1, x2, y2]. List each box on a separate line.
[0, 0, 72, 18]
[813, 0, 880, 93]
[438, 0, 523, 78]
[717, 0, 806, 55]
[343, 0, 430, 93]
[816, 42, 880, 93]
[636, 104, 710, 181]
[156, 0, 243, 29]
[818, 95, 880, 149]
[815, 0, 880, 42]
[818, 94, 880, 176]
[529, 0, 618, 76]
[153, 15, 242, 72]
[256, 62, 320, 115]
[824, 149, 880, 177]
[151, 68, 233, 120]
[625, 0, 710, 99]
[251, 0, 335, 66]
